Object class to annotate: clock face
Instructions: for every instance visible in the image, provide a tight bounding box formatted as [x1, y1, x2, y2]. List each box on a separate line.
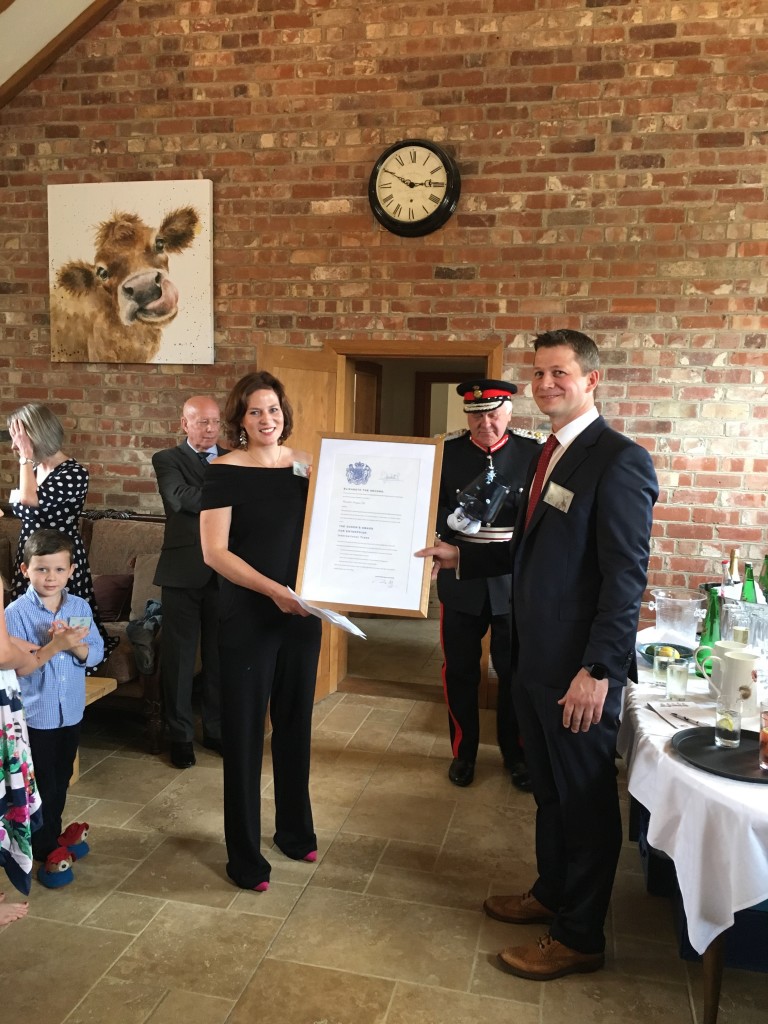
[368, 139, 460, 237]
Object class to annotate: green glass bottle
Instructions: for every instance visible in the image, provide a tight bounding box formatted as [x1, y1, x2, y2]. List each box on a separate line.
[759, 554, 768, 602]
[741, 561, 757, 604]
[696, 584, 721, 678]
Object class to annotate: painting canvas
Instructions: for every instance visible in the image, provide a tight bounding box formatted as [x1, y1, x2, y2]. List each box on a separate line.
[48, 179, 214, 364]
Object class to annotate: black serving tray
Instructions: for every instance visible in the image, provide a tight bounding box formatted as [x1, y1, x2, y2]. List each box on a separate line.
[671, 727, 768, 785]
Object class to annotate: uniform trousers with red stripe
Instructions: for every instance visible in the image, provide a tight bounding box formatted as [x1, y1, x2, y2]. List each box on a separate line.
[439, 599, 522, 766]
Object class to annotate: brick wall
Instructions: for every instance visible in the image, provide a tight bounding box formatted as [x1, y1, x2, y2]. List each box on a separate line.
[1, 0, 767, 596]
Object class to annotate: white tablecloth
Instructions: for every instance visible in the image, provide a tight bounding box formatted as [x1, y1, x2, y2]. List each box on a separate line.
[617, 669, 768, 953]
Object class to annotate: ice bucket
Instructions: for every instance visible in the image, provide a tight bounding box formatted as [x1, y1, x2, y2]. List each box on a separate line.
[648, 589, 706, 649]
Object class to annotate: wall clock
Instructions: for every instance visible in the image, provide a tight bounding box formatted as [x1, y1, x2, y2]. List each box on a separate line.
[368, 139, 461, 237]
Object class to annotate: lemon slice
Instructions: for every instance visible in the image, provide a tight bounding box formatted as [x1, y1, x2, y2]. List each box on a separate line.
[717, 715, 735, 732]
[657, 646, 680, 659]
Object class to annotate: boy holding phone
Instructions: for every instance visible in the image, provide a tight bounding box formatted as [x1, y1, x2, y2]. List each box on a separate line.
[4, 528, 104, 887]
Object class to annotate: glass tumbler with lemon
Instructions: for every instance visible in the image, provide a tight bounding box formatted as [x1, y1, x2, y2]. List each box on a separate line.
[715, 700, 742, 749]
[653, 645, 681, 687]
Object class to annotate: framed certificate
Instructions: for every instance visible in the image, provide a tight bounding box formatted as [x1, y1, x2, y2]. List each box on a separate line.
[296, 433, 444, 617]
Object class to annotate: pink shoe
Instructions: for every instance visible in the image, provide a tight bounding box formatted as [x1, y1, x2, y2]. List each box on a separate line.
[303, 850, 317, 863]
[253, 881, 269, 892]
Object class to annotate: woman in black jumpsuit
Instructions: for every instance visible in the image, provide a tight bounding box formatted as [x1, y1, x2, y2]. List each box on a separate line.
[200, 372, 321, 891]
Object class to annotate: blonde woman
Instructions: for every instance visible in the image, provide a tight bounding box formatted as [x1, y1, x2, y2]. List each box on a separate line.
[8, 403, 114, 658]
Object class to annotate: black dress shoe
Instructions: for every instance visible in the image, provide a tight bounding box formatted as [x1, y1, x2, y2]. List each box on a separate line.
[507, 760, 533, 792]
[448, 757, 475, 787]
[170, 741, 196, 769]
[202, 736, 223, 755]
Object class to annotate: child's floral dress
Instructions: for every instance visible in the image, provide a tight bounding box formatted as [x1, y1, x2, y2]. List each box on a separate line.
[1, 668, 42, 896]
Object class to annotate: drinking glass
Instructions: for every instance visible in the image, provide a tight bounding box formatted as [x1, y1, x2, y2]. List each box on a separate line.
[666, 661, 689, 699]
[715, 699, 741, 749]
[653, 654, 673, 687]
[760, 700, 768, 772]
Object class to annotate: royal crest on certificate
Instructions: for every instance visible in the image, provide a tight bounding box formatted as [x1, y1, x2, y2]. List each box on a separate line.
[297, 434, 442, 616]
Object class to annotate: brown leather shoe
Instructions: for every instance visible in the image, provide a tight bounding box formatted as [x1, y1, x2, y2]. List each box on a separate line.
[484, 889, 555, 924]
[498, 934, 604, 980]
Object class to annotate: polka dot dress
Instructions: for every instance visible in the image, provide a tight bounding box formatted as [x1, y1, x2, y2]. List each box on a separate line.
[10, 459, 93, 602]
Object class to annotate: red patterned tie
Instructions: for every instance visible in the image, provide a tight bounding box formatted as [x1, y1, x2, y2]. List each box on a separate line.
[524, 435, 560, 530]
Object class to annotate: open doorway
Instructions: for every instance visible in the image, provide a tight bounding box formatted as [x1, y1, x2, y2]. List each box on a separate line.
[343, 356, 483, 703]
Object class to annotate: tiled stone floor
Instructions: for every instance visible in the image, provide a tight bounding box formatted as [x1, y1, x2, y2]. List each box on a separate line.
[2, 693, 766, 1024]
[346, 610, 443, 701]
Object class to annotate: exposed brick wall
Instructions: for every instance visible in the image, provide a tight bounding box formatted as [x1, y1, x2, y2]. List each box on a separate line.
[1, 0, 767, 598]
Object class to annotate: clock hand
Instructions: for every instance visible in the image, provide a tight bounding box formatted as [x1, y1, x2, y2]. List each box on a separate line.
[383, 170, 420, 188]
[393, 173, 446, 189]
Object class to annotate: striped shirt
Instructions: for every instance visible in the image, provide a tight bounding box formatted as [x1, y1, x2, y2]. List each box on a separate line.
[4, 585, 104, 729]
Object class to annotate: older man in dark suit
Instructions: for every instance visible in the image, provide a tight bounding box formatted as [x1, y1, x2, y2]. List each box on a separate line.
[153, 396, 228, 769]
[418, 330, 658, 980]
[437, 379, 542, 790]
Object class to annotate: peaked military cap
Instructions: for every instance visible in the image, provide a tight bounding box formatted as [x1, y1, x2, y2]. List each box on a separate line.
[456, 378, 518, 413]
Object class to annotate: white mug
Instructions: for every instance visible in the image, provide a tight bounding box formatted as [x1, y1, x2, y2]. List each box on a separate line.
[709, 650, 760, 716]
[695, 639, 746, 695]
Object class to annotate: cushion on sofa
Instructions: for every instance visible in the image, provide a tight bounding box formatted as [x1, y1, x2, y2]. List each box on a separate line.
[99, 622, 135, 683]
[88, 519, 163, 576]
[93, 573, 134, 622]
[130, 552, 162, 621]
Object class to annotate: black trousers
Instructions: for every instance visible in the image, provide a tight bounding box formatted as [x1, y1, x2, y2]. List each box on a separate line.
[514, 677, 623, 955]
[27, 722, 81, 862]
[220, 612, 321, 889]
[160, 578, 221, 743]
[439, 600, 523, 765]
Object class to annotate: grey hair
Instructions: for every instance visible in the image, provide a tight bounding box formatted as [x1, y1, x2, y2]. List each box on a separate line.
[8, 404, 65, 460]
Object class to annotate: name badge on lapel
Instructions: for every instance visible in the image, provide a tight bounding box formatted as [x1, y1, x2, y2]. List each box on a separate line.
[543, 482, 574, 513]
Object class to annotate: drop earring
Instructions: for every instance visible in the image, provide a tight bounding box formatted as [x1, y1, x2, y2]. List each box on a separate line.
[239, 429, 248, 450]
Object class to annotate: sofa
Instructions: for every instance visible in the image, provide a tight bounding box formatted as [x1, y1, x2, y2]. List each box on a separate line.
[1, 508, 166, 751]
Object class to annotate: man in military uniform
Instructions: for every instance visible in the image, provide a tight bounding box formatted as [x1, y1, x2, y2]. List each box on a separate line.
[437, 379, 542, 788]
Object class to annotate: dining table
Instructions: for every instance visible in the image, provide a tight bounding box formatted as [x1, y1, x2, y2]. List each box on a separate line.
[617, 659, 768, 1024]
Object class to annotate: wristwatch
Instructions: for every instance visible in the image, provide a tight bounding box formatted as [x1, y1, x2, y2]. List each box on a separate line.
[584, 663, 609, 680]
[19, 456, 34, 465]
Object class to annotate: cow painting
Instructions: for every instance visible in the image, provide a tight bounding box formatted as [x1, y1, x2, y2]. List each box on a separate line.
[50, 207, 201, 363]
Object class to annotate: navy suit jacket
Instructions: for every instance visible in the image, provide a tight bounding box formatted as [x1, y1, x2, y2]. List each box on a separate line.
[152, 443, 229, 590]
[460, 416, 658, 689]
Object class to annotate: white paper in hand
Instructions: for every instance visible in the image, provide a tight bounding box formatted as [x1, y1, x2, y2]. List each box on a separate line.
[288, 589, 367, 638]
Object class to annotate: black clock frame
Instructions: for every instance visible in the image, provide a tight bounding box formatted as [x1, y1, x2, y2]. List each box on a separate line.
[368, 138, 461, 238]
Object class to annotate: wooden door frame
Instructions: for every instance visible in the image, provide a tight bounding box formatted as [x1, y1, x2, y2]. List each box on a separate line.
[353, 360, 382, 433]
[326, 339, 503, 434]
[412, 370, 479, 437]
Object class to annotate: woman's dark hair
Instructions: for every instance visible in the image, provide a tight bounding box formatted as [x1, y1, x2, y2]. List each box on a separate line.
[223, 371, 294, 447]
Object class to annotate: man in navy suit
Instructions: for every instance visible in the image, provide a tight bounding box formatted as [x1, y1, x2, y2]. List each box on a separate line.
[153, 396, 229, 769]
[418, 330, 658, 980]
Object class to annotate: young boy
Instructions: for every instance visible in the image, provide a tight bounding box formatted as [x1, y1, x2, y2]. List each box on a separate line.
[4, 528, 104, 888]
